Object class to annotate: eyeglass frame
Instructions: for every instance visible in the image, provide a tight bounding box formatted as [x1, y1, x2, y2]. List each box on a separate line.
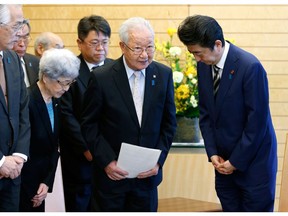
[122, 41, 155, 55]
[80, 39, 110, 49]
[17, 34, 32, 44]
[0, 18, 30, 35]
[56, 79, 76, 88]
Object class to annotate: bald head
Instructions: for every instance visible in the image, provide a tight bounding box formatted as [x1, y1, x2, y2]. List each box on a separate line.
[34, 32, 64, 57]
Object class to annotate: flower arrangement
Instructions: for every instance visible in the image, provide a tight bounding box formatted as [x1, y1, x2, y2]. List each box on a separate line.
[155, 28, 199, 118]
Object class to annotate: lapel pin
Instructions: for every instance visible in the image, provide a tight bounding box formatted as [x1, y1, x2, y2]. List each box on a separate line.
[229, 70, 235, 80]
[29, 62, 32, 67]
[153, 75, 156, 78]
[7, 57, 11, 64]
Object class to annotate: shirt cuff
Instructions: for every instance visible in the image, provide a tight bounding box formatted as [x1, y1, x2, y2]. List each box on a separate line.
[0, 155, 5, 167]
[12, 153, 28, 162]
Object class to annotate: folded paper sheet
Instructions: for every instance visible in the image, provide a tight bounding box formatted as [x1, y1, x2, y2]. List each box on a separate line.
[117, 143, 161, 178]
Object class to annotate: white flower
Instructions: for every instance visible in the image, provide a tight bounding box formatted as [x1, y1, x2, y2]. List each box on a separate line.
[191, 78, 197, 84]
[173, 71, 184, 83]
[169, 46, 182, 57]
[190, 95, 198, 108]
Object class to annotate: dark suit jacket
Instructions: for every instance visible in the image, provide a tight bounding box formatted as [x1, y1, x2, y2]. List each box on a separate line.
[0, 50, 30, 185]
[81, 56, 177, 192]
[21, 83, 60, 198]
[23, 53, 40, 86]
[198, 43, 277, 184]
[60, 55, 114, 183]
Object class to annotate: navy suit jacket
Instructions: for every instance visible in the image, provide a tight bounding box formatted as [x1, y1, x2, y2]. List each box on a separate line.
[21, 83, 60, 198]
[0, 50, 30, 185]
[60, 54, 114, 183]
[198, 43, 277, 184]
[23, 53, 40, 86]
[81, 56, 177, 192]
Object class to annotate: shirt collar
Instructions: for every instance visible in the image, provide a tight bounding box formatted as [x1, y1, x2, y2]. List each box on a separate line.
[85, 60, 105, 71]
[215, 41, 230, 70]
[123, 56, 146, 79]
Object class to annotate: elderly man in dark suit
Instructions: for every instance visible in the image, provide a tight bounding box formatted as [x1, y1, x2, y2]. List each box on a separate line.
[81, 17, 177, 212]
[0, 4, 30, 212]
[12, 21, 39, 87]
[60, 15, 113, 212]
[177, 15, 277, 212]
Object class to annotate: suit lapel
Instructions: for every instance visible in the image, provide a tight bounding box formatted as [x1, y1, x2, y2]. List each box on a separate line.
[198, 63, 216, 117]
[52, 98, 59, 142]
[2, 52, 19, 113]
[112, 58, 139, 127]
[77, 55, 92, 88]
[215, 45, 239, 118]
[0, 67, 6, 112]
[141, 64, 157, 128]
[31, 85, 54, 140]
[23, 54, 38, 84]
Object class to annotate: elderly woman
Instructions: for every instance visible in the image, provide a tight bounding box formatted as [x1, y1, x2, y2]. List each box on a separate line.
[19, 48, 80, 212]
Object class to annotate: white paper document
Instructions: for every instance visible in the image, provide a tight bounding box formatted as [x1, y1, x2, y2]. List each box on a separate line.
[117, 143, 162, 178]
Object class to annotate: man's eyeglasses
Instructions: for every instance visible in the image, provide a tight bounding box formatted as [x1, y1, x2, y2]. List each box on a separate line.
[0, 18, 29, 35]
[82, 39, 110, 49]
[17, 35, 32, 44]
[122, 42, 155, 55]
[56, 79, 76, 87]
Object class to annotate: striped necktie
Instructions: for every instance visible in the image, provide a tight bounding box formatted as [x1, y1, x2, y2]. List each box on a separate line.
[213, 65, 220, 97]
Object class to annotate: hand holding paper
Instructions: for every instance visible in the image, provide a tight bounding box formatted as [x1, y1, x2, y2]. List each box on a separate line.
[117, 143, 162, 178]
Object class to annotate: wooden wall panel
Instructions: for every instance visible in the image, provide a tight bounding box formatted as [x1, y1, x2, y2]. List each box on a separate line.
[189, 5, 288, 19]
[23, 4, 288, 212]
[24, 5, 189, 20]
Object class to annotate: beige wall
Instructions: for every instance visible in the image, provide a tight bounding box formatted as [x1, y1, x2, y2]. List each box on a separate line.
[23, 4, 288, 211]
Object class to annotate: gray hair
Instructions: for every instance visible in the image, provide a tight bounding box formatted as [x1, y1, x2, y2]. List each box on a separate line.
[118, 17, 154, 44]
[0, 4, 22, 25]
[39, 48, 80, 81]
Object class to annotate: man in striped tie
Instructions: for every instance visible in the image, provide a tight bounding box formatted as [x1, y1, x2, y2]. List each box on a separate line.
[177, 15, 277, 212]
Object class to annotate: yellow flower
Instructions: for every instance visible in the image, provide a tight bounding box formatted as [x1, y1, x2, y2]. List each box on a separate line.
[176, 84, 190, 100]
[167, 28, 177, 37]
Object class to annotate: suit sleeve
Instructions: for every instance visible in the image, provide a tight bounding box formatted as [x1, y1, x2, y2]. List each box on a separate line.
[156, 69, 177, 167]
[81, 74, 116, 169]
[229, 62, 272, 171]
[14, 54, 31, 157]
[60, 85, 89, 154]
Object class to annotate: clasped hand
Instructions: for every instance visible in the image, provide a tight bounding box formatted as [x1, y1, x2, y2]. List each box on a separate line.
[210, 155, 236, 175]
[0, 155, 24, 179]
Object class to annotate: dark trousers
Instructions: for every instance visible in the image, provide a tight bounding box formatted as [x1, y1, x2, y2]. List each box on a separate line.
[92, 187, 158, 212]
[63, 182, 92, 212]
[19, 184, 45, 212]
[0, 178, 20, 212]
[216, 173, 275, 212]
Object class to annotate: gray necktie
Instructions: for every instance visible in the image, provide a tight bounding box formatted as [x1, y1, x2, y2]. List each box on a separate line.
[0, 55, 7, 104]
[133, 71, 143, 126]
